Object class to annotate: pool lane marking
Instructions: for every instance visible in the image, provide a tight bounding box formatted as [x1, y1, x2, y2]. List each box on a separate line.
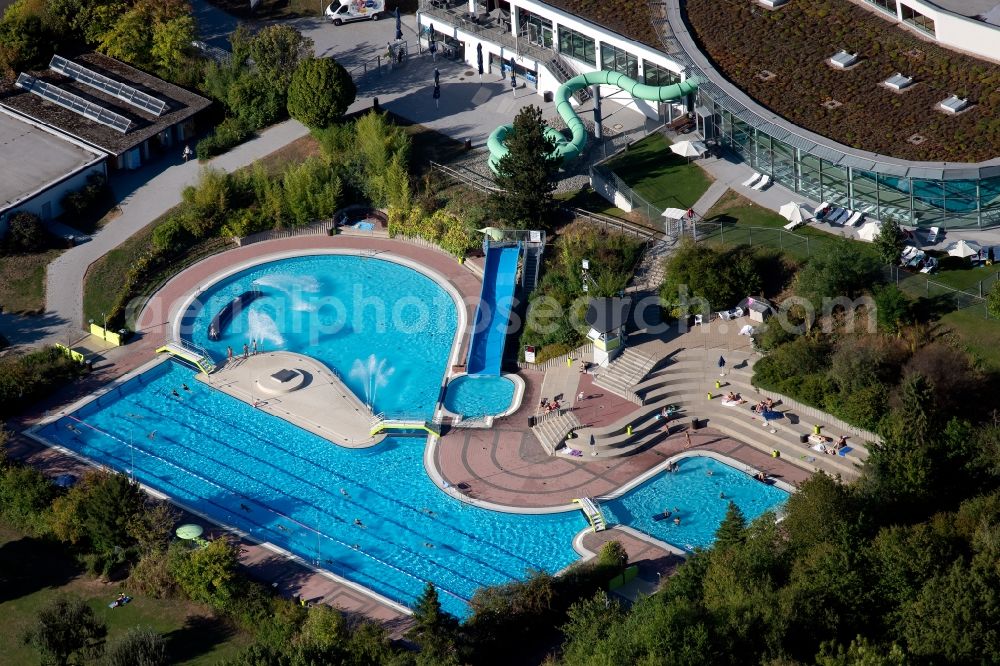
[64, 413, 472, 605]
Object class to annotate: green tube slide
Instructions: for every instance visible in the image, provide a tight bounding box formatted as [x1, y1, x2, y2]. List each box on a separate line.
[487, 71, 700, 171]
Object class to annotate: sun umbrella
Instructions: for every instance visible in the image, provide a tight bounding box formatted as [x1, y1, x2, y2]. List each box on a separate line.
[779, 202, 812, 225]
[670, 140, 707, 159]
[857, 220, 882, 242]
[394, 7, 402, 41]
[476, 42, 483, 77]
[176, 524, 204, 540]
[947, 239, 982, 258]
[478, 227, 505, 241]
[662, 208, 687, 220]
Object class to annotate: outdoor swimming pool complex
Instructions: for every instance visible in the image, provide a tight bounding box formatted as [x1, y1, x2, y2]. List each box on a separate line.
[443, 375, 515, 418]
[37, 254, 789, 615]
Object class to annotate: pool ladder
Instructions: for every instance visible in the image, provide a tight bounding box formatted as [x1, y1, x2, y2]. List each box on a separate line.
[573, 497, 607, 532]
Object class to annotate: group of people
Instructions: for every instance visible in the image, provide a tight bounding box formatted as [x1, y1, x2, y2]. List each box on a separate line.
[224, 339, 261, 363]
[542, 399, 561, 414]
[751, 398, 775, 417]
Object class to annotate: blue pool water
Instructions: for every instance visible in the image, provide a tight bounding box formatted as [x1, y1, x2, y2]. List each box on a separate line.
[181, 255, 456, 418]
[40, 362, 585, 616]
[443, 375, 515, 418]
[603, 456, 788, 551]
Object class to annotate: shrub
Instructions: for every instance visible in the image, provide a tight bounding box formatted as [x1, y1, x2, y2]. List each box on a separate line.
[3, 211, 50, 253]
[22, 595, 107, 665]
[597, 540, 629, 569]
[0, 464, 55, 535]
[60, 174, 111, 221]
[127, 549, 177, 599]
[286, 56, 356, 129]
[0, 346, 85, 420]
[103, 626, 167, 666]
[168, 537, 240, 608]
[151, 218, 193, 253]
[196, 117, 254, 160]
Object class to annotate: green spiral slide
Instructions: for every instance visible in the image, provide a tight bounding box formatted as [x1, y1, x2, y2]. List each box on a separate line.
[487, 70, 700, 171]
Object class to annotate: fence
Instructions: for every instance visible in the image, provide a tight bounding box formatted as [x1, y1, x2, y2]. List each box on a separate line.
[685, 220, 815, 259]
[590, 163, 665, 231]
[755, 387, 881, 445]
[566, 207, 661, 240]
[347, 39, 413, 81]
[428, 160, 499, 194]
[235, 220, 333, 247]
[886, 265, 996, 318]
[516, 343, 594, 372]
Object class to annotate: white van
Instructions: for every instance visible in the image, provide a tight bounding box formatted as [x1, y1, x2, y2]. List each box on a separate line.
[325, 0, 385, 25]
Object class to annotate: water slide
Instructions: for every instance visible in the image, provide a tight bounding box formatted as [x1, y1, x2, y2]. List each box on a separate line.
[487, 71, 700, 170]
[466, 245, 520, 376]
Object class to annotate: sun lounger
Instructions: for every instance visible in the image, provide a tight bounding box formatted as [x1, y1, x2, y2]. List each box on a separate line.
[829, 208, 848, 224]
[741, 172, 762, 188]
[815, 201, 831, 219]
[718, 310, 732, 321]
[846, 211, 864, 226]
[751, 174, 771, 191]
[783, 220, 805, 231]
[732, 307, 744, 318]
[926, 226, 940, 244]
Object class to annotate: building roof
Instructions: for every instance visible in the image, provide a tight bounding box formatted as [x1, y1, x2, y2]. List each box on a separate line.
[585, 296, 631, 335]
[542, 0, 661, 49]
[0, 109, 105, 214]
[0, 53, 211, 157]
[926, 0, 1000, 19]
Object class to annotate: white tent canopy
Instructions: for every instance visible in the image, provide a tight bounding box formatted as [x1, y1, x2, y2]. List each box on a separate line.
[662, 207, 688, 220]
[857, 221, 882, 242]
[946, 239, 982, 258]
[779, 202, 812, 225]
[669, 140, 707, 159]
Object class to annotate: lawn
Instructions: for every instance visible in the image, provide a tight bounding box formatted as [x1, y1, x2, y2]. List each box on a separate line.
[0, 249, 63, 314]
[0, 525, 250, 664]
[603, 132, 712, 211]
[940, 307, 1000, 372]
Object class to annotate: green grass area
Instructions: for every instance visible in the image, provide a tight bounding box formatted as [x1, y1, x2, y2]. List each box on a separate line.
[0, 249, 63, 314]
[603, 133, 712, 211]
[556, 188, 634, 221]
[83, 224, 157, 326]
[0, 525, 249, 664]
[940, 306, 1000, 372]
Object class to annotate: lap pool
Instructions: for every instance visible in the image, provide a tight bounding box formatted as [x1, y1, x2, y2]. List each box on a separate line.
[36, 253, 789, 616]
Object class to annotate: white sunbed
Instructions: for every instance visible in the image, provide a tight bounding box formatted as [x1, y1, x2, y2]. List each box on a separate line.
[718, 310, 732, 321]
[751, 174, 771, 191]
[784, 220, 805, 231]
[732, 306, 744, 318]
[741, 172, 762, 188]
[846, 211, 864, 226]
[926, 226, 940, 244]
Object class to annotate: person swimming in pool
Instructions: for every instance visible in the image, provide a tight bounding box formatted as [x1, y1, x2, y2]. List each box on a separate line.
[340, 488, 349, 496]
[182, 383, 190, 391]
[424, 542, 435, 549]
[353, 519, 365, 528]
[171, 389, 180, 397]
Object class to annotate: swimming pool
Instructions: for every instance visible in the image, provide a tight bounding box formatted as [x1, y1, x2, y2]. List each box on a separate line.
[602, 456, 789, 551]
[180, 255, 457, 418]
[39, 361, 585, 616]
[443, 375, 516, 418]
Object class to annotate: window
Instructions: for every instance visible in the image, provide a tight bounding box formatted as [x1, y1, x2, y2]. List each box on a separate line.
[520, 11, 552, 49]
[643, 61, 678, 87]
[558, 27, 595, 66]
[864, 0, 897, 15]
[901, 4, 935, 36]
[600, 43, 637, 79]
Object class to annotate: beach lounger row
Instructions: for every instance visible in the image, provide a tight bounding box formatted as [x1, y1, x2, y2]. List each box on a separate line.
[741, 172, 771, 190]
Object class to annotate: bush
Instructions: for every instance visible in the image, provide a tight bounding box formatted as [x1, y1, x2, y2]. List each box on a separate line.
[103, 626, 167, 666]
[151, 218, 193, 253]
[60, 174, 110, 221]
[0, 463, 56, 535]
[3, 211, 50, 253]
[196, 117, 254, 160]
[127, 549, 177, 599]
[597, 540, 629, 569]
[286, 56, 356, 129]
[0, 346, 85, 420]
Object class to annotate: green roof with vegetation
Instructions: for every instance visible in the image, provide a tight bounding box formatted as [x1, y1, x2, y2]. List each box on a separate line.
[685, 0, 1000, 162]
[544, 0, 660, 50]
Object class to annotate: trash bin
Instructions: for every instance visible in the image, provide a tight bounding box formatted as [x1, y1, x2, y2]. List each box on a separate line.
[464, 138, 473, 150]
[373, 97, 380, 112]
[690, 418, 701, 430]
[543, 90, 553, 103]
[799, 434, 808, 444]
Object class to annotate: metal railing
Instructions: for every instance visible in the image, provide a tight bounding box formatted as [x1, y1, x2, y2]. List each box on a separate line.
[887, 265, 997, 318]
[429, 160, 500, 194]
[235, 220, 333, 247]
[347, 39, 413, 81]
[420, 0, 553, 64]
[566, 207, 662, 240]
[590, 162, 666, 230]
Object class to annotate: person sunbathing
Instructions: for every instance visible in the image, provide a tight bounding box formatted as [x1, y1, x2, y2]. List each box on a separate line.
[726, 392, 737, 401]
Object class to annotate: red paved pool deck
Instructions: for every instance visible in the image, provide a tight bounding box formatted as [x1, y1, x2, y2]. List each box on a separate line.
[9, 234, 812, 630]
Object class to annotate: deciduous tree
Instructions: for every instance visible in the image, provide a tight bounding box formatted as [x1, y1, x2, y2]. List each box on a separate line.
[22, 595, 107, 665]
[286, 56, 356, 129]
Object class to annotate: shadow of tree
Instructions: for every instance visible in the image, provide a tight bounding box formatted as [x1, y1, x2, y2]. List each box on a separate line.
[163, 614, 238, 664]
[0, 535, 82, 604]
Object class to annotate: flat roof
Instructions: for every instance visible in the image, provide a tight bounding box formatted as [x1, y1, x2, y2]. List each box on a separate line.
[0, 110, 104, 212]
[0, 53, 211, 157]
[926, 0, 1000, 19]
[541, 0, 661, 49]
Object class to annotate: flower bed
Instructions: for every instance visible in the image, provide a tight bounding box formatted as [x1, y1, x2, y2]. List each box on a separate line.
[685, 0, 1000, 162]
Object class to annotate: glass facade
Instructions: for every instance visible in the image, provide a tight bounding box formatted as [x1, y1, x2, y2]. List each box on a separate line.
[901, 4, 935, 36]
[864, 0, 898, 15]
[643, 61, 679, 86]
[601, 43, 638, 79]
[558, 26, 596, 66]
[702, 91, 1000, 228]
[519, 10, 552, 49]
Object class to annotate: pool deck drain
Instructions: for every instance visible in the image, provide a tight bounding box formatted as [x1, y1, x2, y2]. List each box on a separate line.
[205, 351, 384, 448]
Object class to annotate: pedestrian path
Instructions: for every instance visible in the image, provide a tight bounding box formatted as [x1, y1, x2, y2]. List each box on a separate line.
[690, 179, 729, 218]
[39, 120, 308, 342]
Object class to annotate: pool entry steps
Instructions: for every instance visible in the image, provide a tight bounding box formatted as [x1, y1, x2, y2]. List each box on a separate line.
[573, 497, 608, 532]
[156, 339, 216, 375]
[369, 413, 441, 437]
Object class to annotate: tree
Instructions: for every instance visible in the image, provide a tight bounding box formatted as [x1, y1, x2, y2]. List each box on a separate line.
[597, 540, 629, 569]
[794, 240, 881, 307]
[872, 284, 911, 334]
[409, 582, 460, 663]
[286, 56, 356, 129]
[247, 25, 314, 91]
[488, 105, 560, 229]
[103, 626, 167, 666]
[988, 281, 1000, 319]
[168, 537, 240, 607]
[4, 211, 50, 253]
[22, 595, 107, 665]
[151, 14, 194, 79]
[714, 502, 747, 550]
[0, 463, 56, 535]
[872, 216, 905, 265]
[815, 635, 908, 666]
